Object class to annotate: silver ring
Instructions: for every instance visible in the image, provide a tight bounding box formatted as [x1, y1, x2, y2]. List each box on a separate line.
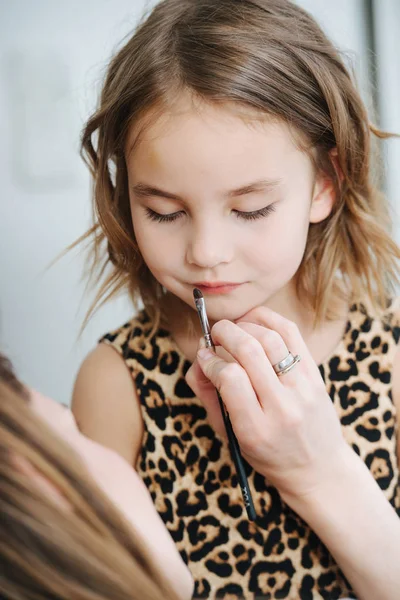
[273, 352, 295, 373]
[273, 352, 301, 377]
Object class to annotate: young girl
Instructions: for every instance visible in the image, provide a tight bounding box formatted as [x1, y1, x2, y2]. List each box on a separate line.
[72, 0, 400, 598]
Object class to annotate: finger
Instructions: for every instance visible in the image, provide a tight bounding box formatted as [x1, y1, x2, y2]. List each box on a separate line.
[236, 322, 289, 369]
[238, 307, 322, 380]
[185, 360, 226, 438]
[194, 346, 264, 439]
[236, 322, 305, 386]
[210, 320, 282, 404]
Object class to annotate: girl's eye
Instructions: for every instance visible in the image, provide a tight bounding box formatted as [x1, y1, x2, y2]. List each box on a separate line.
[144, 204, 276, 223]
[233, 204, 276, 221]
[144, 208, 184, 223]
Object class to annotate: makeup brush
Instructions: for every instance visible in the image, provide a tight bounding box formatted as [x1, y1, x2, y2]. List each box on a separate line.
[193, 288, 256, 521]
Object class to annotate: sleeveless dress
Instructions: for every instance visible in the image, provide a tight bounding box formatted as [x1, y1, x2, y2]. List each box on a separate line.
[100, 301, 400, 600]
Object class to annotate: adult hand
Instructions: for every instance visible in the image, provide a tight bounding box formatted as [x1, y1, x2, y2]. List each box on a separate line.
[186, 306, 352, 506]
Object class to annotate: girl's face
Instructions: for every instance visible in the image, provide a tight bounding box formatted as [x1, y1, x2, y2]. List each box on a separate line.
[126, 100, 334, 322]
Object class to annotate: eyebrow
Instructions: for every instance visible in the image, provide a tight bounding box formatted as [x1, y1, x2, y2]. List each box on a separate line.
[131, 178, 282, 201]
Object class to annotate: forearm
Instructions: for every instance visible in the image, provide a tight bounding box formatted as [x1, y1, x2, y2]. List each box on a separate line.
[283, 446, 400, 600]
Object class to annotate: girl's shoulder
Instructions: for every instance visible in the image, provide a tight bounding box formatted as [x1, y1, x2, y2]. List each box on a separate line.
[99, 310, 178, 366]
[320, 296, 400, 374]
[100, 310, 153, 351]
[349, 297, 400, 342]
[385, 296, 400, 326]
[383, 297, 400, 338]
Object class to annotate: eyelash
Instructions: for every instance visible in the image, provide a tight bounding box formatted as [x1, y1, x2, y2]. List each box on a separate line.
[144, 205, 276, 223]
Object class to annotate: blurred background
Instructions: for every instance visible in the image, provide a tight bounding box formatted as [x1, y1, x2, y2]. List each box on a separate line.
[0, 0, 399, 405]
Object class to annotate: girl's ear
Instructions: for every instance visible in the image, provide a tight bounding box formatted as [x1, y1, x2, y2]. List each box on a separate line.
[309, 149, 343, 224]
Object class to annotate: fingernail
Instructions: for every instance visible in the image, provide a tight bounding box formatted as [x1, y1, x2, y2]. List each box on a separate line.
[198, 336, 206, 350]
[197, 348, 214, 361]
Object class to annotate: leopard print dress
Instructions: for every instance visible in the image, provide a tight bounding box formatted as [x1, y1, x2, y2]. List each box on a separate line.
[101, 301, 400, 599]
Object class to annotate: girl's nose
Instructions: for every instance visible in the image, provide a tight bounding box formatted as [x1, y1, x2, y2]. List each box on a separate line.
[186, 221, 233, 269]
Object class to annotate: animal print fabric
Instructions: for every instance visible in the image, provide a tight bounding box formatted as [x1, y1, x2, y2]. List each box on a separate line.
[101, 301, 400, 599]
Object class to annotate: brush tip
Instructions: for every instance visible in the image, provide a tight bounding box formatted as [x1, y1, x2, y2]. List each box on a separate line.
[193, 287, 203, 300]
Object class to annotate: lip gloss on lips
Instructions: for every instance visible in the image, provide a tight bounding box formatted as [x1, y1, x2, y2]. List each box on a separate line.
[194, 282, 242, 295]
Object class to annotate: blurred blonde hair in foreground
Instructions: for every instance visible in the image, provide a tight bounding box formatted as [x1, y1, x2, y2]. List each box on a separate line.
[0, 353, 179, 600]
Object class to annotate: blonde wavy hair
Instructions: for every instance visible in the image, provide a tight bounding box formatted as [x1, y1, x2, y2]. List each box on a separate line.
[78, 0, 400, 332]
[0, 354, 179, 600]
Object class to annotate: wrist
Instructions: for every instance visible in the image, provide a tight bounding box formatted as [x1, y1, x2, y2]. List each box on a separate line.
[279, 443, 400, 600]
[279, 442, 365, 521]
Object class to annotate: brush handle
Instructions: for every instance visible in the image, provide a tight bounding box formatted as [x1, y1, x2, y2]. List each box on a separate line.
[200, 322, 256, 520]
[215, 388, 257, 521]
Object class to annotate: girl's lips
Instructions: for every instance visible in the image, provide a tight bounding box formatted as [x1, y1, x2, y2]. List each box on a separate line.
[194, 283, 243, 295]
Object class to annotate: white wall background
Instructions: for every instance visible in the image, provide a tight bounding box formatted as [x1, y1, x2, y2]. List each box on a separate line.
[0, 0, 399, 405]
[372, 0, 400, 225]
